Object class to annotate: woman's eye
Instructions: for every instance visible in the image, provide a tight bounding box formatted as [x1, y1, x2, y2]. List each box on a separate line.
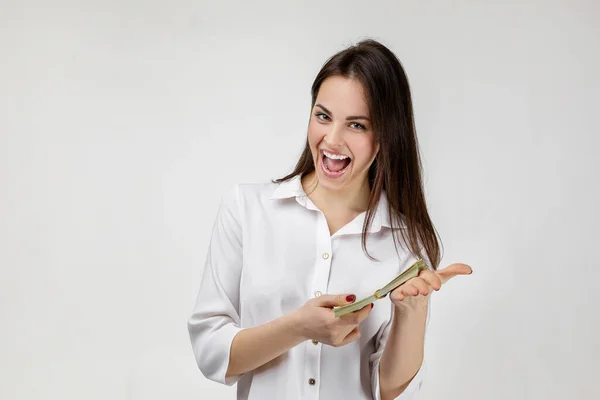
[315, 113, 329, 121]
[350, 122, 366, 130]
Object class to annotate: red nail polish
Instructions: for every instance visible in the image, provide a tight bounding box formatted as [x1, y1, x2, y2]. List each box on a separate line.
[370, 303, 374, 309]
[346, 295, 356, 302]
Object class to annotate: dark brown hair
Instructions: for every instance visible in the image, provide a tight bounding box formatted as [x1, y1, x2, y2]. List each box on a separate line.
[275, 39, 441, 269]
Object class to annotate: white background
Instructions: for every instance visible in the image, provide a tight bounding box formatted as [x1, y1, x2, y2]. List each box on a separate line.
[1, 0, 599, 399]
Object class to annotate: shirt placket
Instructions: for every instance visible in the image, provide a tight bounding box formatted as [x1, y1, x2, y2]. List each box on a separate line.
[304, 209, 333, 399]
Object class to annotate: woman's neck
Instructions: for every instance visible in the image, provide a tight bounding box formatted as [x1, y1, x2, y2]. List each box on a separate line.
[301, 171, 371, 214]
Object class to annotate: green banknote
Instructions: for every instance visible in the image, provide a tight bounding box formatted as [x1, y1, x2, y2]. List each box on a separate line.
[333, 259, 429, 318]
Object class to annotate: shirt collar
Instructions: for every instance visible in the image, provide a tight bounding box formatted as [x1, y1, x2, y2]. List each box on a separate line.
[270, 174, 305, 200]
[270, 175, 406, 234]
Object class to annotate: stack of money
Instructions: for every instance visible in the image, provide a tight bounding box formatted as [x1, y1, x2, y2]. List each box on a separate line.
[333, 259, 429, 318]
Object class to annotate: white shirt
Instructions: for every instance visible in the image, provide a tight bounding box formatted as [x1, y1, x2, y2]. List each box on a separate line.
[187, 174, 428, 399]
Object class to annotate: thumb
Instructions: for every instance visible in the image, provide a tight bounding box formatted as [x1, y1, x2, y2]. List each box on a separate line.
[315, 293, 356, 308]
[435, 263, 473, 285]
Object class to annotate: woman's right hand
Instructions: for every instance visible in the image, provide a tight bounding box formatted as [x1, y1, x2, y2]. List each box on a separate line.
[293, 294, 373, 347]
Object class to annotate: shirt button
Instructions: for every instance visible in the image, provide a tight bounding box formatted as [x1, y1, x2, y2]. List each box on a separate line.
[308, 378, 316, 385]
[312, 339, 318, 345]
[314, 291, 322, 297]
[322, 253, 329, 259]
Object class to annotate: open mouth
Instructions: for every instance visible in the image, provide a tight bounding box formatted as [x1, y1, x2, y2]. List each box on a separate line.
[321, 150, 351, 178]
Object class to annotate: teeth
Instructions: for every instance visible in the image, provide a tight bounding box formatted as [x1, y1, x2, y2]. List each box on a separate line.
[323, 150, 349, 160]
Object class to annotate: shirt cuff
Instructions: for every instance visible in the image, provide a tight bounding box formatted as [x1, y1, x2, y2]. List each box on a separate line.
[217, 324, 246, 386]
[190, 322, 245, 386]
[372, 358, 426, 399]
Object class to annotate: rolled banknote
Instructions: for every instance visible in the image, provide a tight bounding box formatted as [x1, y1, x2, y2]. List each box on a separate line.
[333, 259, 429, 318]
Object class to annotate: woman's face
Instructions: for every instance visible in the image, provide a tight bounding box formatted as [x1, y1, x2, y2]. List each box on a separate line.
[308, 75, 379, 192]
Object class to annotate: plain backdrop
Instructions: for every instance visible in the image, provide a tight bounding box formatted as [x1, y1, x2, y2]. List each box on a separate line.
[1, 0, 599, 399]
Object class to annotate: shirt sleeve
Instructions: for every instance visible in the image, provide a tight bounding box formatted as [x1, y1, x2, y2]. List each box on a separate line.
[187, 184, 245, 386]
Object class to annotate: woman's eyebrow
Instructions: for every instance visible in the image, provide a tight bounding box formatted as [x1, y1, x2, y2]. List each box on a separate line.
[346, 115, 370, 121]
[315, 103, 370, 121]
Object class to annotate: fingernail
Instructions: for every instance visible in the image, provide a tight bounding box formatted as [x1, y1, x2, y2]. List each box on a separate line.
[346, 295, 356, 302]
[370, 303, 374, 309]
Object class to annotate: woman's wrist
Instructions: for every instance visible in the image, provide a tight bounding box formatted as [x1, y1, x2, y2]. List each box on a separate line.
[393, 296, 429, 316]
[283, 309, 310, 342]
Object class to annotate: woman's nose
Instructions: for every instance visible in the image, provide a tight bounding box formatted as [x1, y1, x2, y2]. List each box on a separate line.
[325, 123, 345, 145]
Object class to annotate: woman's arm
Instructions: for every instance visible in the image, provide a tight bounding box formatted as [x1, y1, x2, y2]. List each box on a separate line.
[226, 311, 306, 378]
[187, 185, 246, 385]
[377, 263, 472, 399]
[378, 302, 428, 400]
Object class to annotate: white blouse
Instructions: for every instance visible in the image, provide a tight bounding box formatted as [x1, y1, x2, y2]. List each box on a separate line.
[187, 174, 428, 399]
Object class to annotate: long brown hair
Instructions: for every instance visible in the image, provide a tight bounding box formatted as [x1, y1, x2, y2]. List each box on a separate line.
[275, 39, 441, 269]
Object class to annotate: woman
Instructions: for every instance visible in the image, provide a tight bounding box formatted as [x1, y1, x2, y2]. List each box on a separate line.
[187, 39, 472, 399]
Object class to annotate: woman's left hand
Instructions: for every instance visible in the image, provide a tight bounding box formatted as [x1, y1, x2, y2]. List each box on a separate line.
[389, 263, 473, 309]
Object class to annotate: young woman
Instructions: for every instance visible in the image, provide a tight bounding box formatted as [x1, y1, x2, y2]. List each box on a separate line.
[187, 39, 472, 400]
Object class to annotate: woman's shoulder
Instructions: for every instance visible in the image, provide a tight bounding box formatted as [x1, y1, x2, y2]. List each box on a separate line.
[236, 179, 279, 200]
[221, 178, 283, 205]
[218, 175, 302, 217]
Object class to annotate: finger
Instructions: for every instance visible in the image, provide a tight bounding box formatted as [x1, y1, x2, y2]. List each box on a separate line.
[338, 311, 361, 326]
[354, 302, 373, 324]
[436, 263, 473, 285]
[339, 326, 361, 346]
[419, 270, 442, 291]
[410, 277, 431, 296]
[337, 300, 373, 325]
[401, 283, 419, 297]
[390, 289, 404, 302]
[316, 293, 356, 308]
